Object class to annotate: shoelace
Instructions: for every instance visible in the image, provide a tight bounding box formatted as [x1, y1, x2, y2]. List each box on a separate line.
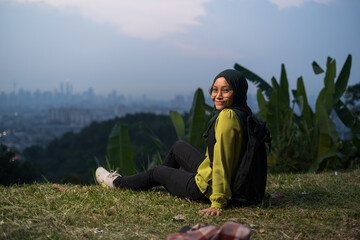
[107, 170, 121, 179]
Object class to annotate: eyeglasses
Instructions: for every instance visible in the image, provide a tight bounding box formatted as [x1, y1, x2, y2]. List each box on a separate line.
[208, 87, 233, 97]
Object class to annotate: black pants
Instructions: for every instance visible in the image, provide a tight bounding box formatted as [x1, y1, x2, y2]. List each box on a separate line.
[113, 140, 206, 200]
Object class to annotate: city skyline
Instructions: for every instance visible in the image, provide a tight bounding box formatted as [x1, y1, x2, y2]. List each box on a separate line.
[1, 80, 197, 101]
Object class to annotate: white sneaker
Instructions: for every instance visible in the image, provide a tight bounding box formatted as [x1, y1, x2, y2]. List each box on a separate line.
[95, 167, 121, 189]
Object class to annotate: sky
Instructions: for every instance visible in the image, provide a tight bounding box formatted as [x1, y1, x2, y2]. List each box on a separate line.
[0, 0, 359, 101]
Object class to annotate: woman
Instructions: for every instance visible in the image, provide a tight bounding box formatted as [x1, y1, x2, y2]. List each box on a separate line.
[96, 69, 251, 216]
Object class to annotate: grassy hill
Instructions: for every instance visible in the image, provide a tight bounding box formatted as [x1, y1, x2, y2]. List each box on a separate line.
[1, 169, 359, 239]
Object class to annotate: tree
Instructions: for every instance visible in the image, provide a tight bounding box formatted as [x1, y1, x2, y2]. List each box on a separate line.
[0, 144, 35, 185]
[344, 82, 360, 116]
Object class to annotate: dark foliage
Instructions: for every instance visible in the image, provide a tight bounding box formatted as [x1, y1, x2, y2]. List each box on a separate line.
[345, 82, 360, 116]
[22, 113, 177, 184]
[0, 143, 36, 185]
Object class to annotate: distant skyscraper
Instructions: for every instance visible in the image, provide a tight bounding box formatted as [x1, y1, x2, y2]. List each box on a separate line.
[65, 80, 73, 96]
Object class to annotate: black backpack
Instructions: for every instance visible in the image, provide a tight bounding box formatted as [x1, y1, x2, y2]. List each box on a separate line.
[206, 109, 271, 205]
[230, 113, 271, 205]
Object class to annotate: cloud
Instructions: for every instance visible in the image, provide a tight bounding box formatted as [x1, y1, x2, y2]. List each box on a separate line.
[172, 41, 241, 60]
[268, 0, 334, 10]
[11, 0, 210, 40]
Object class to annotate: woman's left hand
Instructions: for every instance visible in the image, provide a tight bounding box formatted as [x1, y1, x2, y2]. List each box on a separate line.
[198, 208, 221, 216]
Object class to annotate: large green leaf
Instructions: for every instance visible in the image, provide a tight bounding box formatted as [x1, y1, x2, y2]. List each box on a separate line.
[315, 101, 338, 143]
[234, 63, 273, 99]
[316, 89, 334, 116]
[169, 110, 185, 141]
[324, 57, 336, 94]
[295, 77, 313, 127]
[188, 88, 206, 149]
[314, 57, 336, 116]
[292, 77, 315, 147]
[280, 64, 290, 107]
[271, 76, 279, 90]
[309, 141, 341, 173]
[266, 75, 291, 142]
[334, 100, 360, 134]
[334, 54, 352, 103]
[106, 122, 136, 175]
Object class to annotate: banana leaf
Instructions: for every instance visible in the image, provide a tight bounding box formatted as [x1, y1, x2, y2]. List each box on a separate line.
[334, 54, 352, 103]
[266, 88, 290, 142]
[309, 141, 341, 173]
[334, 100, 360, 134]
[315, 100, 338, 143]
[317, 58, 336, 115]
[169, 110, 185, 141]
[234, 63, 273, 99]
[316, 89, 334, 117]
[266, 73, 292, 142]
[280, 64, 290, 107]
[295, 77, 314, 126]
[188, 88, 206, 149]
[106, 122, 136, 175]
[324, 57, 336, 94]
[271, 77, 279, 90]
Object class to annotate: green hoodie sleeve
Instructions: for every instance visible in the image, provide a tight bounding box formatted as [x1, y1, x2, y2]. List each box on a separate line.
[209, 109, 244, 210]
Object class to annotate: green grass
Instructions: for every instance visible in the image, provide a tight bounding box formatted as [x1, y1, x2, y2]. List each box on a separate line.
[1, 169, 359, 240]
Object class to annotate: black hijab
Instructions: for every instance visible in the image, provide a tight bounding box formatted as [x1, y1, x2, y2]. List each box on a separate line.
[203, 69, 252, 139]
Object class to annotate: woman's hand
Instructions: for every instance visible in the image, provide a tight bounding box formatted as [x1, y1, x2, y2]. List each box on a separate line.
[198, 208, 221, 216]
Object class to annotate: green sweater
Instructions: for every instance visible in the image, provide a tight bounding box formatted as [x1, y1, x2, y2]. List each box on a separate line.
[195, 109, 245, 211]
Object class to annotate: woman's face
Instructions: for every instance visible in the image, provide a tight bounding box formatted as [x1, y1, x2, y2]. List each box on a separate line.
[211, 77, 234, 110]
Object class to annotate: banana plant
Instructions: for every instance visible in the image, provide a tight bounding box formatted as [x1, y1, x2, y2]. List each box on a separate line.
[235, 54, 356, 172]
[142, 88, 212, 169]
[170, 88, 213, 149]
[169, 110, 185, 141]
[188, 88, 211, 149]
[106, 122, 137, 175]
[235, 63, 292, 143]
[234, 63, 273, 98]
[236, 63, 296, 170]
[308, 55, 358, 171]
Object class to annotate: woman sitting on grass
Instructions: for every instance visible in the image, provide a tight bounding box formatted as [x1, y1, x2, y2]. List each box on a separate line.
[96, 69, 253, 216]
